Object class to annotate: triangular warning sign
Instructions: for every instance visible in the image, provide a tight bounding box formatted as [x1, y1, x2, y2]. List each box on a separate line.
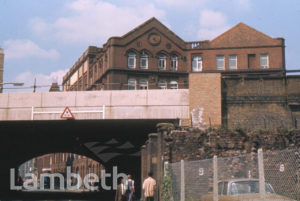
[61, 107, 74, 119]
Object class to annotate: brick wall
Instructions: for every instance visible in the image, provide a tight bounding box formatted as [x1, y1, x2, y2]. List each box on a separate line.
[189, 73, 222, 127]
[223, 76, 300, 130]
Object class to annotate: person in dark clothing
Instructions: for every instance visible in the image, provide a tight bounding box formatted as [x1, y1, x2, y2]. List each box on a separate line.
[126, 174, 135, 201]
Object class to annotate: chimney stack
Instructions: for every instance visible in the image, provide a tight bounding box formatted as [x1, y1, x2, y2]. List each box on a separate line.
[0, 48, 4, 93]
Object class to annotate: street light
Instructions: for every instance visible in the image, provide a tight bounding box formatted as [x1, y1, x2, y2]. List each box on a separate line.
[0, 82, 24, 93]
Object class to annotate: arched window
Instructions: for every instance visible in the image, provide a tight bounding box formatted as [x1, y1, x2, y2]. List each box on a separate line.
[158, 80, 167, 89]
[192, 56, 202, 71]
[170, 55, 178, 71]
[169, 81, 178, 89]
[158, 55, 166, 70]
[128, 52, 136, 68]
[128, 78, 137, 90]
[140, 53, 148, 69]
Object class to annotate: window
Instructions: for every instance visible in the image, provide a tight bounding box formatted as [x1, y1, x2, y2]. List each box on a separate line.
[216, 55, 225, 70]
[170, 55, 178, 71]
[158, 80, 167, 89]
[169, 81, 178, 89]
[128, 79, 136, 90]
[158, 55, 166, 70]
[260, 54, 269, 68]
[140, 54, 148, 69]
[139, 79, 148, 90]
[128, 52, 136, 68]
[229, 55, 237, 70]
[192, 56, 202, 71]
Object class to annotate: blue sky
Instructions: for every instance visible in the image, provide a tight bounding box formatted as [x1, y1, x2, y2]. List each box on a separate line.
[0, 0, 300, 92]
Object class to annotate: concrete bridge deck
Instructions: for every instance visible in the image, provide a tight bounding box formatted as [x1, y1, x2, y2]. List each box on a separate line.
[0, 89, 189, 121]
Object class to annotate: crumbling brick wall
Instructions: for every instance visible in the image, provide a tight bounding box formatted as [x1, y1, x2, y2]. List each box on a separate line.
[160, 126, 300, 163]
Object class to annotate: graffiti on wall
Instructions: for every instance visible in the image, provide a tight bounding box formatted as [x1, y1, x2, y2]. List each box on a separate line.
[191, 107, 207, 129]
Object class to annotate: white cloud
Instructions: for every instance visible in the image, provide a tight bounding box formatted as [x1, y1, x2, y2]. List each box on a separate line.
[30, 0, 166, 44]
[3, 40, 59, 60]
[197, 10, 230, 40]
[155, 0, 208, 7]
[14, 69, 68, 92]
[234, 0, 251, 10]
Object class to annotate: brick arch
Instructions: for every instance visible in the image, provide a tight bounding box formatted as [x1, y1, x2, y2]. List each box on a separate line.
[169, 50, 182, 58]
[124, 48, 140, 56]
[139, 49, 153, 57]
[155, 50, 169, 58]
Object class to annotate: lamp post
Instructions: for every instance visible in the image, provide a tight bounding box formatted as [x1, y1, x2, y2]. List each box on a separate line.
[0, 82, 24, 93]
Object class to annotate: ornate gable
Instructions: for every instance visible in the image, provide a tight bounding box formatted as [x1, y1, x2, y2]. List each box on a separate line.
[210, 23, 282, 48]
[109, 17, 186, 49]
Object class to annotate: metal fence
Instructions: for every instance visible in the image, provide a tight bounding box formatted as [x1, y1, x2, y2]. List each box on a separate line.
[167, 148, 300, 201]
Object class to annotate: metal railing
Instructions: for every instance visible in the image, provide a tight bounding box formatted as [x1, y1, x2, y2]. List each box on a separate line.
[1, 82, 189, 91]
[30, 106, 105, 120]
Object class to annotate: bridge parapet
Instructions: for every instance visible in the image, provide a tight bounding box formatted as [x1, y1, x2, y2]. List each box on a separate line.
[0, 90, 189, 121]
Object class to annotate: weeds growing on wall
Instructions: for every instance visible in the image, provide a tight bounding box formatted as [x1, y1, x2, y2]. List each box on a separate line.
[161, 166, 172, 201]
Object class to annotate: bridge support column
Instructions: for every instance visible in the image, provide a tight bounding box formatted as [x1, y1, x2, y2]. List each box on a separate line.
[142, 133, 159, 200]
[141, 145, 147, 199]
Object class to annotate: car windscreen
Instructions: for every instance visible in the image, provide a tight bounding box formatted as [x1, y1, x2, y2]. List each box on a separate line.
[230, 181, 274, 195]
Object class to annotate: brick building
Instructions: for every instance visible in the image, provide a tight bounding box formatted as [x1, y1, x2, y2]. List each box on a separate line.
[33, 153, 103, 189]
[62, 17, 285, 91]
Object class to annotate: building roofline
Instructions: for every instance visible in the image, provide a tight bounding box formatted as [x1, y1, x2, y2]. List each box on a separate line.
[211, 22, 283, 43]
[105, 17, 186, 45]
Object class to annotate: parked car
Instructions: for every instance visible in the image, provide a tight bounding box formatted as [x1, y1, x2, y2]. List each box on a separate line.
[201, 178, 295, 201]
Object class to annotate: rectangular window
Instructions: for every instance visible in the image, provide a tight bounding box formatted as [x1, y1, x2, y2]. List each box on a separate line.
[229, 55, 237, 70]
[128, 53, 136, 68]
[139, 79, 148, 90]
[216, 55, 225, 70]
[128, 79, 136, 90]
[192, 56, 202, 71]
[158, 55, 166, 70]
[170, 56, 178, 71]
[140, 55, 148, 69]
[260, 54, 269, 68]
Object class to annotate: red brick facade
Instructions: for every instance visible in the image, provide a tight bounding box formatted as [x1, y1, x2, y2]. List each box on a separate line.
[34, 153, 103, 188]
[62, 18, 285, 91]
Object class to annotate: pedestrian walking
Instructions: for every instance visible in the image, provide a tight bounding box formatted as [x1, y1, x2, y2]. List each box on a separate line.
[126, 174, 135, 201]
[115, 178, 127, 201]
[142, 172, 156, 201]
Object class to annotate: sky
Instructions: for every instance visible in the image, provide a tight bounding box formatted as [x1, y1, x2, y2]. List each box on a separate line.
[0, 0, 300, 92]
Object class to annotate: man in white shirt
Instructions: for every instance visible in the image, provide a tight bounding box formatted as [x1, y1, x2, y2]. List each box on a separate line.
[142, 172, 156, 201]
